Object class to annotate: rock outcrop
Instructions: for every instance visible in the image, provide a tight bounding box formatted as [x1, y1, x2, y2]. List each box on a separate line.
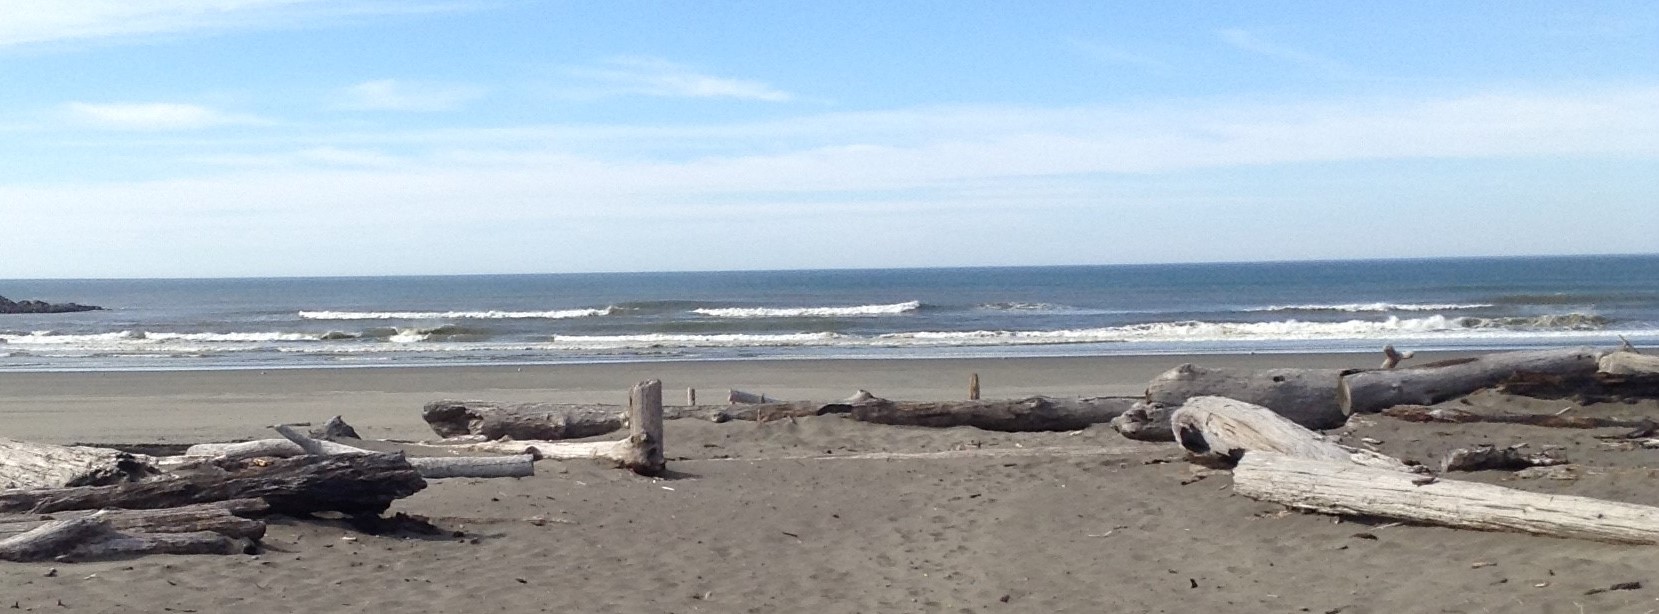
[0, 295, 103, 314]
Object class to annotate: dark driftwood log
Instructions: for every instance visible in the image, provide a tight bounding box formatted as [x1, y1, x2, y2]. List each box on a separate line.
[0, 499, 269, 542]
[1144, 365, 1350, 429]
[1380, 405, 1655, 430]
[1110, 402, 1174, 442]
[422, 401, 626, 440]
[0, 439, 161, 490]
[0, 515, 251, 562]
[842, 396, 1138, 431]
[1339, 347, 1605, 414]
[0, 453, 425, 516]
[309, 415, 361, 440]
[1234, 451, 1659, 544]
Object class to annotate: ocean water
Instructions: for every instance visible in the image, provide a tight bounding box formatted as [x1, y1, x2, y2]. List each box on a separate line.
[1, 255, 1655, 372]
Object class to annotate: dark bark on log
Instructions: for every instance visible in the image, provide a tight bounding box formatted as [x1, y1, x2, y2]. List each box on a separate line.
[1338, 347, 1605, 414]
[1144, 364, 1350, 429]
[1380, 405, 1655, 429]
[1496, 371, 1659, 403]
[1110, 402, 1175, 442]
[309, 416, 361, 441]
[68, 530, 249, 559]
[0, 453, 425, 516]
[0, 439, 161, 490]
[842, 396, 1138, 432]
[422, 401, 625, 441]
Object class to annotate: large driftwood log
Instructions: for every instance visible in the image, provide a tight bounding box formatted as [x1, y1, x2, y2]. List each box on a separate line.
[0, 439, 160, 489]
[0, 514, 250, 562]
[0, 453, 425, 516]
[1109, 402, 1174, 441]
[422, 401, 625, 440]
[1145, 365, 1350, 429]
[1380, 405, 1654, 430]
[1494, 350, 1659, 402]
[0, 499, 268, 542]
[842, 396, 1138, 431]
[621, 380, 666, 476]
[1169, 396, 1412, 471]
[1339, 347, 1605, 414]
[1234, 451, 1659, 544]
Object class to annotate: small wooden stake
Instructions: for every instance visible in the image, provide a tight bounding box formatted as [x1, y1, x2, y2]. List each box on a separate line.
[687, 387, 697, 406]
[969, 373, 980, 400]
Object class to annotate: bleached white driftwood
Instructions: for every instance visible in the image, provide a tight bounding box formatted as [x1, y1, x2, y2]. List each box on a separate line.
[1601, 351, 1659, 376]
[270, 425, 532, 479]
[1169, 396, 1411, 471]
[1338, 347, 1605, 414]
[728, 389, 772, 404]
[1234, 451, 1659, 544]
[0, 439, 160, 489]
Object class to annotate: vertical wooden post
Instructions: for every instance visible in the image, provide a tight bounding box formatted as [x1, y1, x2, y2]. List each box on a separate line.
[687, 387, 697, 406]
[969, 373, 980, 400]
[624, 380, 666, 476]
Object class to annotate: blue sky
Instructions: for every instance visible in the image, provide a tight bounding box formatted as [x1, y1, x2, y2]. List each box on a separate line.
[2, 1, 1656, 278]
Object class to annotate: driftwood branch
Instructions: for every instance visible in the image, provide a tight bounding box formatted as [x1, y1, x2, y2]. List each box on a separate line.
[0, 439, 161, 490]
[1380, 405, 1654, 430]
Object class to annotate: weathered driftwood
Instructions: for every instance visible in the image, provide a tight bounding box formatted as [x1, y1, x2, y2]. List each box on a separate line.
[422, 400, 625, 441]
[0, 453, 425, 516]
[1381, 345, 1416, 369]
[1380, 405, 1654, 430]
[1170, 396, 1349, 464]
[1601, 351, 1659, 376]
[1233, 451, 1659, 544]
[271, 424, 533, 479]
[0, 439, 160, 490]
[309, 415, 361, 440]
[1339, 347, 1605, 414]
[1145, 364, 1350, 429]
[1440, 445, 1566, 473]
[1110, 402, 1174, 442]
[0, 499, 268, 542]
[621, 380, 666, 476]
[843, 396, 1138, 431]
[728, 389, 773, 404]
[0, 514, 250, 562]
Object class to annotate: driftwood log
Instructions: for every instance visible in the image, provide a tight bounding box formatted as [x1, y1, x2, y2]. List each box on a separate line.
[1234, 451, 1659, 544]
[422, 401, 625, 440]
[0, 439, 161, 489]
[0, 499, 268, 543]
[0, 453, 425, 516]
[840, 396, 1138, 431]
[1338, 347, 1605, 414]
[1380, 405, 1654, 430]
[1440, 445, 1567, 472]
[1495, 350, 1659, 402]
[1168, 396, 1413, 471]
[1109, 402, 1174, 441]
[1145, 364, 1350, 429]
[0, 513, 253, 562]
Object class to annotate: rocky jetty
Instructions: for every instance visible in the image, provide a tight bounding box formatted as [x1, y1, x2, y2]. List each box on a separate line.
[0, 295, 103, 314]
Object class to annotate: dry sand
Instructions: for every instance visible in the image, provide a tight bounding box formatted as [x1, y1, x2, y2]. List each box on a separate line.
[5, 354, 1659, 613]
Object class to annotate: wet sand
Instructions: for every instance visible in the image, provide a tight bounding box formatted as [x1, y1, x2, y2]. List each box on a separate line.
[5, 354, 1659, 613]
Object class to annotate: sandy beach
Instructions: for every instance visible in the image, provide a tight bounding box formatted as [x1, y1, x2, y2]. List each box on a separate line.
[6, 353, 1659, 613]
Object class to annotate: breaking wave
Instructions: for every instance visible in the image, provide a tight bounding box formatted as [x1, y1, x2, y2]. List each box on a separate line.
[978, 302, 1072, 312]
[692, 301, 922, 318]
[1248, 302, 1495, 313]
[298, 307, 617, 320]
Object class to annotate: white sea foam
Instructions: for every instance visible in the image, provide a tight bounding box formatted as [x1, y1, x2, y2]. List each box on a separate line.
[298, 307, 616, 320]
[691, 301, 921, 318]
[1248, 302, 1495, 313]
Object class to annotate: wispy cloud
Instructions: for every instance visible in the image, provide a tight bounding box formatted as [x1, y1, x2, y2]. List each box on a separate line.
[0, 0, 480, 49]
[63, 101, 270, 130]
[1218, 28, 1349, 75]
[561, 56, 794, 102]
[337, 79, 486, 112]
[1067, 38, 1170, 73]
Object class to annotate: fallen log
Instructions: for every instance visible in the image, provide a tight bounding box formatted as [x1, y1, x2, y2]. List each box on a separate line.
[1233, 451, 1659, 544]
[1380, 405, 1654, 430]
[272, 424, 534, 480]
[1493, 350, 1659, 402]
[1145, 364, 1350, 429]
[0, 499, 268, 542]
[0, 439, 161, 489]
[842, 396, 1138, 431]
[1339, 347, 1605, 414]
[0, 453, 425, 516]
[1601, 351, 1659, 376]
[1169, 396, 1412, 471]
[422, 400, 625, 441]
[0, 514, 250, 562]
[1109, 402, 1174, 442]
